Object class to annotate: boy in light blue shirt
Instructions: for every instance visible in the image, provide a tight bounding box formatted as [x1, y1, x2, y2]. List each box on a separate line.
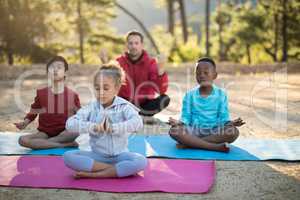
[169, 57, 245, 152]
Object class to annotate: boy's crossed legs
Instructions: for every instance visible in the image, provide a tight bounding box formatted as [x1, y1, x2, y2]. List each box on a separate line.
[169, 124, 239, 152]
[18, 130, 79, 150]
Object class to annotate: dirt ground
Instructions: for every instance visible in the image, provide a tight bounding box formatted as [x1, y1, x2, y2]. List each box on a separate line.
[0, 64, 299, 199]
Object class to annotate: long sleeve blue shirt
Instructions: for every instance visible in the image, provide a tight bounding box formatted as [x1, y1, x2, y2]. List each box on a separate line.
[180, 85, 230, 129]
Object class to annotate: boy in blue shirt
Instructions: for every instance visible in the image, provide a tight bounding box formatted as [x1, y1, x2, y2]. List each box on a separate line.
[168, 57, 245, 152]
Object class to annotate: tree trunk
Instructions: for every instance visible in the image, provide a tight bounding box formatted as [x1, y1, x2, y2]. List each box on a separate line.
[178, 0, 188, 43]
[205, 0, 210, 57]
[264, 46, 277, 62]
[281, 0, 288, 62]
[114, 2, 160, 54]
[77, 0, 85, 64]
[274, 13, 279, 62]
[246, 44, 251, 64]
[167, 0, 174, 35]
[217, 0, 225, 61]
[7, 50, 14, 65]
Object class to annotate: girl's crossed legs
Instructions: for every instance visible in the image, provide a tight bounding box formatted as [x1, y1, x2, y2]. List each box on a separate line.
[63, 150, 148, 178]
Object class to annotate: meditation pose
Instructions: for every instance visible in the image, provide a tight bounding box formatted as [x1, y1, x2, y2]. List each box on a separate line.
[168, 57, 245, 152]
[14, 56, 81, 149]
[63, 61, 147, 179]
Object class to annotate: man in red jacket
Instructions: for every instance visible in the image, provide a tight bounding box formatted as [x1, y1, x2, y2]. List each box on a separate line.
[100, 30, 170, 117]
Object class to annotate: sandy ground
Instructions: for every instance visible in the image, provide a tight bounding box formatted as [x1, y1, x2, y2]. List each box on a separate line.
[0, 65, 299, 199]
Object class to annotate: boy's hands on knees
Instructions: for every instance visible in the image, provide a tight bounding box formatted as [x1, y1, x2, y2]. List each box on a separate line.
[168, 117, 186, 135]
[229, 118, 245, 127]
[14, 119, 30, 130]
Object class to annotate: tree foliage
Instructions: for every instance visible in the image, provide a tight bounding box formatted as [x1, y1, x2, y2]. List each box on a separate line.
[0, 0, 54, 64]
[0, 0, 299, 65]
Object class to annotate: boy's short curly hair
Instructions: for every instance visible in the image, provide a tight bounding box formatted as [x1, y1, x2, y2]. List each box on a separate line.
[46, 56, 68, 72]
[196, 57, 216, 70]
[94, 61, 125, 86]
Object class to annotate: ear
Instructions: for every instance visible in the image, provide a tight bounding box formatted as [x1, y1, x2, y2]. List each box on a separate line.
[213, 72, 218, 80]
[115, 84, 121, 91]
[64, 70, 68, 80]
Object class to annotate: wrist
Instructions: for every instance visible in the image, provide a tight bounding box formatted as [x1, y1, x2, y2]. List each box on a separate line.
[158, 69, 165, 76]
[24, 118, 31, 125]
[101, 57, 108, 64]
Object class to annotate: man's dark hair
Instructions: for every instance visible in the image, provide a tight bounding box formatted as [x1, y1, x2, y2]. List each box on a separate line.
[197, 57, 216, 69]
[126, 30, 144, 43]
[46, 56, 68, 72]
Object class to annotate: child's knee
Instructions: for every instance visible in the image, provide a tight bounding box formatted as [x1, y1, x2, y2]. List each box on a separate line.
[63, 150, 76, 167]
[18, 136, 29, 147]
[116, 154, 147, 177]
[225, 126, 239, 143]
[169, 129, 179, 140]
[66, 131, 79, 138]
[233, 127, 240, 140]
[60, 131, 79, 140]
[135, 155, 148, 171]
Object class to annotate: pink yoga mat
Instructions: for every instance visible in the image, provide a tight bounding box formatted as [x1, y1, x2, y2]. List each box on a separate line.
[0, 156, 215, 193]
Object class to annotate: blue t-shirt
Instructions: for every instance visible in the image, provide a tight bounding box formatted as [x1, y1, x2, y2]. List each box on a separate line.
[180, 85, 230, 129]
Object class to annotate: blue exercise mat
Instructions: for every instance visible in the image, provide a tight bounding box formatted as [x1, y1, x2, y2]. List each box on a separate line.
[0, 132, 145, 156]
[142, 135, 300, 161]
[1, 132, 299, 161]
[0, 132, 79, 155]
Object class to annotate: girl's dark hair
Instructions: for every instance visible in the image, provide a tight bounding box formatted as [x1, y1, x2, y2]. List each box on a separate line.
[197, 57, 216, 69]
[46, 56, 68, 72]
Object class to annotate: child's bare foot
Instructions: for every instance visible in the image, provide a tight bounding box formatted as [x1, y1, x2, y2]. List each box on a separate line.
[176, 142, 230, 152]
[74, 171, 102, 179]
[218, 142, 230, 153]
[74, 171, 89, 179]
[73, 171, 82, 179]
[176, 143, 188, 149]
[63, 141, 79, 148]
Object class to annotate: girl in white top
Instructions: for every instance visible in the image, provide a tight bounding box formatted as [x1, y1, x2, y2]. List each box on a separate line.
[63, 61, 147, 179]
